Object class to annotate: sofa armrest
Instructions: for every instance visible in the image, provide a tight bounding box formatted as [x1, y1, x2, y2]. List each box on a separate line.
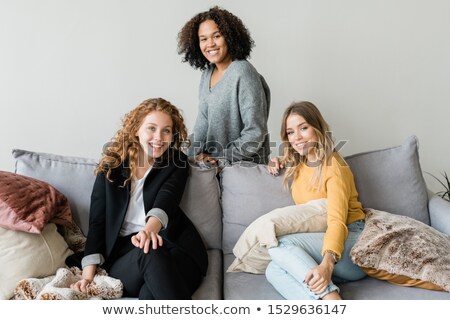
[428, 190, 450, 237]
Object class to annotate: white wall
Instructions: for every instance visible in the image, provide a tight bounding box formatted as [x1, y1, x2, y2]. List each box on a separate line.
[1, 0, 449, 192]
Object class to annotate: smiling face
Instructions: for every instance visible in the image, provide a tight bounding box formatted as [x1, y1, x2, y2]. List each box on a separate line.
[198, 19, 232, 69]
[136, 110, 173, 161]
[285, 114, 318, 162]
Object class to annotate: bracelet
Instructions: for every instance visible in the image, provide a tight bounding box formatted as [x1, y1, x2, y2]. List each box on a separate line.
[324, 250, 339, 264]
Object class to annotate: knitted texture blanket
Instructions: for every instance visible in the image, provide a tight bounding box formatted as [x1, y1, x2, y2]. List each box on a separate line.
[14, 266, 123, 300]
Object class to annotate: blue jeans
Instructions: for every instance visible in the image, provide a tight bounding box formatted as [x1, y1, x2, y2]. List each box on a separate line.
[266, 220, 366, 300]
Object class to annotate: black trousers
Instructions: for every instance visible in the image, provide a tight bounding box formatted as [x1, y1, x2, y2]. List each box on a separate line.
[105, 235, 203, 300]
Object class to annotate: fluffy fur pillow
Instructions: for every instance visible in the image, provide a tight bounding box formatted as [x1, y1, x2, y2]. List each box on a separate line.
[228, 199, 328, 274]
[0, 171, 72, 233]
[350, 208, 450, 292]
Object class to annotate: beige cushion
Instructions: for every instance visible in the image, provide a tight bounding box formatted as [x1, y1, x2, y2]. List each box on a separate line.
[0, 223, 73, 299]
[228, 199, 328, 274]
[350, 208, 450, 292]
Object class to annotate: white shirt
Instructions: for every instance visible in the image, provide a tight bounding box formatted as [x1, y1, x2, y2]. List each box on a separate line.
[119, 168, 151, 236]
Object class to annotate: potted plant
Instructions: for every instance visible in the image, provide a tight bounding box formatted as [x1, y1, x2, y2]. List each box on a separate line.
[426, 171, 450, 202]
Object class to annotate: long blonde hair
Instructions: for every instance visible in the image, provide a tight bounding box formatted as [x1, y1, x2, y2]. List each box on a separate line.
[280, 101, 334, 189]
[97, 98, 189, 186]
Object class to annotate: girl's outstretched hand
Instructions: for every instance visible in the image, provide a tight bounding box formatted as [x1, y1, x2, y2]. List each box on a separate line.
[132, 230, 163, 253]
[132, 217, 163, 254]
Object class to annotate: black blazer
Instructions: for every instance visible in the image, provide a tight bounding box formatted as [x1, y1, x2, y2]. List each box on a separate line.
[84, 150, 208, 276]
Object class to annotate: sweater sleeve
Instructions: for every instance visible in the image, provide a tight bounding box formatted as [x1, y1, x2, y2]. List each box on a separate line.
[321, 162, 351, 260]
[224, 62, 270, 162]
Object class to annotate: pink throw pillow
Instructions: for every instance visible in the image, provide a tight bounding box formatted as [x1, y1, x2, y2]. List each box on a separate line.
[0, 171, 72, 233]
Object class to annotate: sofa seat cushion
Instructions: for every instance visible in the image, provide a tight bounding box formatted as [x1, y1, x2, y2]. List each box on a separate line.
[192, 249, 223, 300]
[340, 277, 450, 300]
[223, 253, 283, 300]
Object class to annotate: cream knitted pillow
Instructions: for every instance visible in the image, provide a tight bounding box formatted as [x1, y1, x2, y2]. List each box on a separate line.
[228, 199, 328, 274]
[0, 223, 72, 299]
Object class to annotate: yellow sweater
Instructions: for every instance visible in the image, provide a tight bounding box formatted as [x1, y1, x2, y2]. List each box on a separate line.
[291, 153, 365, 260]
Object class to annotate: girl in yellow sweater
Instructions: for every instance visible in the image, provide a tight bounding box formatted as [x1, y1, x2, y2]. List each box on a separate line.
[267, 101, 366, 300]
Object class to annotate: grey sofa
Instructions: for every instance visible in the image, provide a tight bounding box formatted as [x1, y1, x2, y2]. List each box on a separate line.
[12, 135, 450, 299]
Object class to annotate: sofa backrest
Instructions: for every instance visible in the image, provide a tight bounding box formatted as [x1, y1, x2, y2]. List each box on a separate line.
[220, 163, 294, 254]
[12, 150, 222, 250]
[345, 135, 429, 224]
[13, 149, 97, 235]
[220, 135, 430, 253]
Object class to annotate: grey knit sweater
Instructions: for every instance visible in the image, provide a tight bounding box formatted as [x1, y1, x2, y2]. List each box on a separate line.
[188, 60, 271, 164]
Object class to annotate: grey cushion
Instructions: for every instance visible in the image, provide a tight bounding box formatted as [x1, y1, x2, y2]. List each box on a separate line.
[192, 249, 223, 300]
[220, 163, 294, 254]
[180, 165, 222, 250]
[344, 135, 429, 224]
[12, 149, 223, 250]
[13, 149, 97, 235]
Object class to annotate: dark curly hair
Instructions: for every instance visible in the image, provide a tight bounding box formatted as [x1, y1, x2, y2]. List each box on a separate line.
[177, 6, 254, 70]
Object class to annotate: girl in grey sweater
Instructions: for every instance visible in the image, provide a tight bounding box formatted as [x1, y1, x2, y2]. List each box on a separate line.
[178, 6, 271, 166]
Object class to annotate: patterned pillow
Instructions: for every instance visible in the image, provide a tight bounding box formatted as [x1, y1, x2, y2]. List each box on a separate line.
[0, 171, 72, 233]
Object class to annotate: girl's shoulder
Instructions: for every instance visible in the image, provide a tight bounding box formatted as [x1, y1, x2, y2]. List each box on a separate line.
[324, 152, 355, 178]
[231, 59, 257, 74]
[329, 152, 349, 167]
[228, 60, 265, 87]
